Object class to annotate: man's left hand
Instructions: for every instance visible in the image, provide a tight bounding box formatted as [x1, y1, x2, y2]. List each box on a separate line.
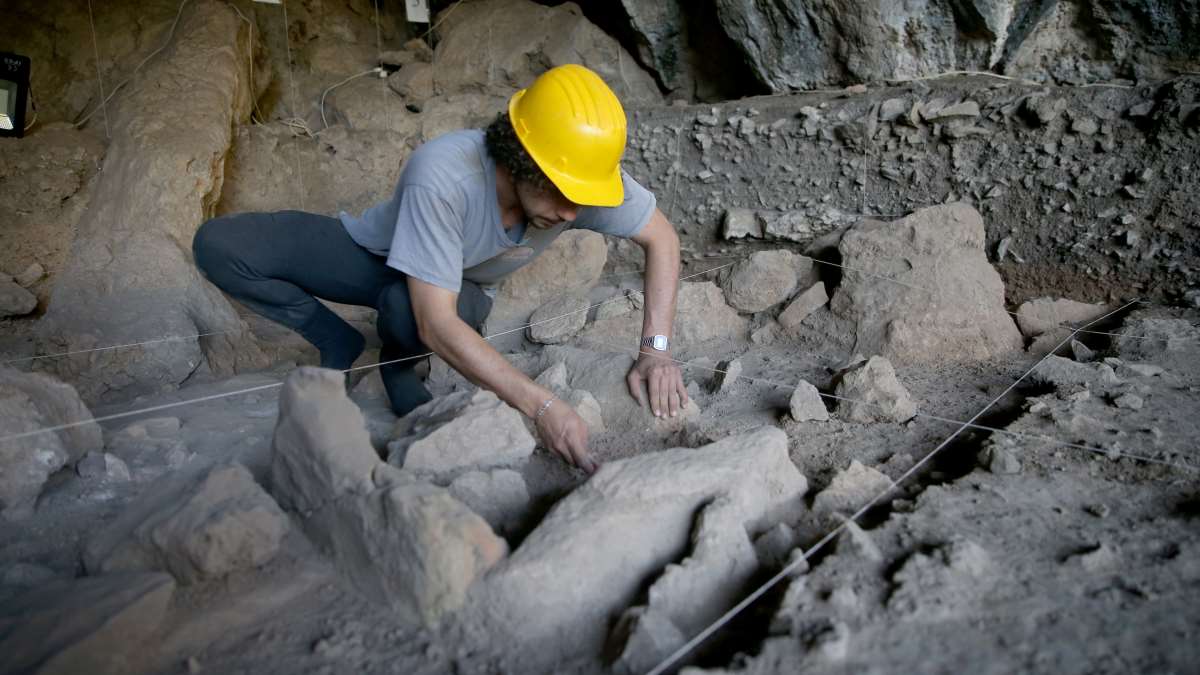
[626, 351, 689, 418]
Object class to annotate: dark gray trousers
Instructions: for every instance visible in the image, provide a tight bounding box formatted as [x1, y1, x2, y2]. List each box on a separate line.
[192, 210, 491, 416]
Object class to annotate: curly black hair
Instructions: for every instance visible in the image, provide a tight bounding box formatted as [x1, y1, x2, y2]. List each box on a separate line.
[484, 112, 555, 193]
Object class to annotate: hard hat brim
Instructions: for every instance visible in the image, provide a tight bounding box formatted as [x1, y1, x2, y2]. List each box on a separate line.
[508, 88, 625, 208]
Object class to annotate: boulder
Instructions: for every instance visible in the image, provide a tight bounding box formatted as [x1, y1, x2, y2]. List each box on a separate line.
[0, 572, 175, 675]
[616, 0, 692, 93]
[834, 356, 917, 423]
[15, 262, 46, 288]
[270, 367, 379, 514]
[812, 460, 893, 515]
[778, 281, 829, 331]
[432, 0, 661, 105]
[484, 230, 608, 352]
[1015, 297, 1110, 337]
[1029, 356, 1122, 391]
[711, 358, 743, 395]
[534, 361, 606, 433]
[0, 368, 102, 520]
[712, 0, 1007, 92]
[0, 277, 37, 316]
[577, 281, 748, 357]
[34, 2, 268, 402]
[828, 204, 1021, 364]
[527, 294, 590, 344]
[448, 469, 532, 536]
[386, 62, 433, 102]
[268, 368, 506, 623]
[387, 389, 536, 479]
[468, 426, 807, 669]
[720, 250, 809, 313]
[75, 452, 131, 482]
[83, 463, 289, 584]
[789, 379, 829, 422]
[306, 469, 508, 625]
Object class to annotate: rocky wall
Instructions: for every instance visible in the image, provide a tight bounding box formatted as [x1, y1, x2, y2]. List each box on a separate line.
[620, 75, 1200, 306]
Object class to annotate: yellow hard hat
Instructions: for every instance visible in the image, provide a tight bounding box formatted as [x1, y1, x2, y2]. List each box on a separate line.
[508, 64, 626, 207]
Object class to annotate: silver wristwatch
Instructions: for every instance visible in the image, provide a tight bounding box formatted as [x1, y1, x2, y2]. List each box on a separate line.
[640, 335, 669, 352]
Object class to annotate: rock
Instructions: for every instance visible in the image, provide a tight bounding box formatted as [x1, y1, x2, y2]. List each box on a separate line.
[34, 3, 268, 402]
[1070, 339, 1096, 363]
[15, 262, 45, 287]
[1113, 392, 1144, 410]
[527, 294, 589, 344]
[888, 539, 990, 618]
[1065, 542, 1118, 572]
[0, 277, 37, 316]
[432, 0, 661, 105]
[469, 427, 806, 668]
[577, 282, 747, 355]
[1117, 314, 1200, 359]
[484, 230, 607, 351]
[0, 368, 102, 520]
[386, 62, 433, 101]
[387, 389, 535, 479]
[721, 250, 805, 313]
[270, 367, 506, 623]
[925, 100, 980, 120]
[722, 208, 763, 239]
[83, 463, 289, 584]
[0, 572, 175, 675]
[813, 460, 893, 515]
[75, 452, 131, 482]
[833, 356, 917, 423]
[754, 522, 799, 568]
[835, 519, 882, 562]
[712, 0, 1009, 92]
[1071, 117, 1099, 135]
[879, 98, 908, 121]
[610, 607, 687, 675]
[1126, 363, 1165, 377]
[828, 204, 1021, 364]
[711, 358, 742, 394]
[534, 361, 570, 393]
[269, 367, 380, 514]
[789, 379, 829, 422]
[617, 0, 692, 93]
[1027, 327, 1073, 357]
[777, 281, 828, 331]
[979, 444, 1021, 474]
[1024, 94, 1068, 125]
[1015, 297, 1110, 337]
[1029, 356, 1121, 391]
[566, 388, 606, 434]
[306, 472, 507, 625]
[448, 469, 531, 536]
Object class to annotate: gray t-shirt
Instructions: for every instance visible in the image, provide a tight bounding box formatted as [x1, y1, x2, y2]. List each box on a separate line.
[338, 130, 656, 293]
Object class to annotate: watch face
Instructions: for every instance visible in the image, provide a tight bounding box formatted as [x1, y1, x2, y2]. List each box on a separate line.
[652, 335, 668, 351]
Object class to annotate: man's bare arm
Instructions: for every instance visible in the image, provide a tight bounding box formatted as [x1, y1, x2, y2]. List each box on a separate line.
[627, 208, 688, 417]
[407, 277, 598, 473]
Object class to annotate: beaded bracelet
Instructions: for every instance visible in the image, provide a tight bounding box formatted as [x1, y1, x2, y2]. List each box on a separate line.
[535, 396, 556, 421]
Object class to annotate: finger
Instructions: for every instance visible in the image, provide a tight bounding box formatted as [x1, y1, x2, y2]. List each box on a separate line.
[656, 370, 670, 418]
[647, 369, 662, 417]
[627, 370, 647, 409]
[676, 372, 690, 407]
[668, 388, 681, 418]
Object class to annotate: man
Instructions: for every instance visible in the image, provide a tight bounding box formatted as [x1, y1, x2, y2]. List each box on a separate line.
[193, 64, 686, 474]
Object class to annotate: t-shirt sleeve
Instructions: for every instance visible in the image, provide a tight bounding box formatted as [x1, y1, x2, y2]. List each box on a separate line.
[385, 185, 465, 293]
[571, 170, 656, 239]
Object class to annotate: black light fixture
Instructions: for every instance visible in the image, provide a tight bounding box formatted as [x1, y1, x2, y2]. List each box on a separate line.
[0, 52, 31, 138]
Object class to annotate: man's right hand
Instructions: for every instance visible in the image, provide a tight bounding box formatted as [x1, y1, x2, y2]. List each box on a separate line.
[535, 400, 599, 474]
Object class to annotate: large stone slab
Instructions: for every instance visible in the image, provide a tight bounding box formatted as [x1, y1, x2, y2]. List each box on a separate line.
[386, 389, 535, 479]
[483, 229, 608, 352]
[0, 572, 175, 675]
[83, 463, 289, 584]
[1015, 297, 1110, 337]
[468, 426, 807, 669]
[828, 203, 1022, 364]
[34, 1, 268, 403]
[268, 366, 506, 624]
[0, 367, 101, 520]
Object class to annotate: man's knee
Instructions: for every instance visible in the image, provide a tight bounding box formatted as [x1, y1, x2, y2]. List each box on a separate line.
[192, 215, 240, 282]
